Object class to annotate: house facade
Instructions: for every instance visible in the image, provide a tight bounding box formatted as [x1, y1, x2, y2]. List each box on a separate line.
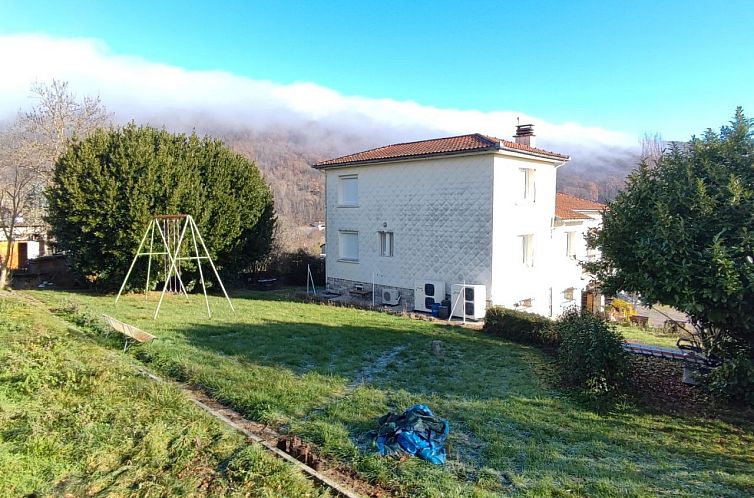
[313, 127, 604, 318]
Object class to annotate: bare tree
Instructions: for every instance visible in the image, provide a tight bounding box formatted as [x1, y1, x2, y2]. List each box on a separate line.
[0, 80, 109, 288]
[640, 131, 665, 167]
[0, 124, 44, 286]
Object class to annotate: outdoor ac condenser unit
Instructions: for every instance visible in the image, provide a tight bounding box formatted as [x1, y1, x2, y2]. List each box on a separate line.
[414, 280, 445, 313]
[450, 284, 487, 320]
[381, 289, 401, 306]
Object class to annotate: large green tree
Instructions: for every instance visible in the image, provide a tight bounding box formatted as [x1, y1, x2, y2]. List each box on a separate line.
[46, 124, 275, 289]
[586, 109, 754, 397]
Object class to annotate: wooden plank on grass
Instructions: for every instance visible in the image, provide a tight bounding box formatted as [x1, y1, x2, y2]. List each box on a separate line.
[102, 314, 156, 343]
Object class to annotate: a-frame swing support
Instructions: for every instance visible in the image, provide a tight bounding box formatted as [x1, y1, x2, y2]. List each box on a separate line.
[116, 214, 235, 319]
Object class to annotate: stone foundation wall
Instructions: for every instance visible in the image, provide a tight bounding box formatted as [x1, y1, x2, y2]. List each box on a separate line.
[327, 277, 415, 311]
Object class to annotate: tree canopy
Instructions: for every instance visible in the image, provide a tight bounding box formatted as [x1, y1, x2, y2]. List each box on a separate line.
[46, 124, 275, 289]
[586, 108, 754, 362]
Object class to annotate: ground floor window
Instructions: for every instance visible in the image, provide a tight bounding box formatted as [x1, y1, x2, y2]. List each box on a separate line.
[338, 230, 359, 261]
[563, 287, 575, 301]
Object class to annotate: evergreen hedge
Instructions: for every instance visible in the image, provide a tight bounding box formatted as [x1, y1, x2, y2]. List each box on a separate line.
[46, 124, 275, 289]
[483, 306, 559, 347]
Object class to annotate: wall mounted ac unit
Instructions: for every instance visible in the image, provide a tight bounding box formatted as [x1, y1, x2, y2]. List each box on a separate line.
[414, 280, 445, 312]
[450, 284, 487, 320]
[382, 289, 401, 306]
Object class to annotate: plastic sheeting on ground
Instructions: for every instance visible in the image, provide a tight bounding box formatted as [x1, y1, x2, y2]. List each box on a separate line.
[375, 404, 449, 465]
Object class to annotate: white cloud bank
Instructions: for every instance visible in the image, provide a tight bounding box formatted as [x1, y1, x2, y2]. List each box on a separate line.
[0, 33, 636, 152]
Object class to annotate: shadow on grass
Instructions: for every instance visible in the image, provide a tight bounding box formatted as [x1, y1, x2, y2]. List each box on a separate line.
[170, 316, 548, 399]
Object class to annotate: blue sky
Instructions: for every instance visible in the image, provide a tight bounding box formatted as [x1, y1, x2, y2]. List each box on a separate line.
[1, 0, 753, 140]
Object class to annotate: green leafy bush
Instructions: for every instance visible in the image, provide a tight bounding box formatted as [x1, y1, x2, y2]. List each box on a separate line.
[706, 356, 754, 406]
[556, 308, 631, 396]
[483, 306, 558, 347]
[585, 109, 754, 402]
[46, 124, 275, 289]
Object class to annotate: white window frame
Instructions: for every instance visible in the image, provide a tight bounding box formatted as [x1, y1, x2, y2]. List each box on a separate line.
[521, 168, 536, 202]
[337, 174, 359, 207]
[521, 234, 534, 267]
[566, 232, 578, 259]
[379, 231, 394, 257]
[338, 230, 359, 262]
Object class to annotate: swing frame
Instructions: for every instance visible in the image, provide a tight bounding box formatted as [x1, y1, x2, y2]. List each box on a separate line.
[115, 214, 235, 319]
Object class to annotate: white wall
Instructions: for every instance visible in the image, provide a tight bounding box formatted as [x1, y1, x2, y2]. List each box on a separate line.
[324, 153, 495, 297]
[323, 149, 594, 318]
[490, 154, 561, 316]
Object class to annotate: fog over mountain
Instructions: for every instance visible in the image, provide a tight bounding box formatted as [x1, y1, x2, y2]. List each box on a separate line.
[1, 34, 642, 231]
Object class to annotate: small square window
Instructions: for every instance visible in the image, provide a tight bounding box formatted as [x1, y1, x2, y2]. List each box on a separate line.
[379, 231, 394, 257]
[563, 287, 575, 301]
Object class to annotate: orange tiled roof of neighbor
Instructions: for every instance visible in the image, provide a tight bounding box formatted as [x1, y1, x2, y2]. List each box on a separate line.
[313, 133, 569, 168]
[555, 192, 606, 220]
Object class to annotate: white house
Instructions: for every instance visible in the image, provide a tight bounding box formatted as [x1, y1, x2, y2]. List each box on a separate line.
[313, 125, 605, 318]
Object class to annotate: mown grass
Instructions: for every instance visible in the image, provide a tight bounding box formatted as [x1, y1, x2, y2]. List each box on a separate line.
[617, 324, 682, 348]
[0, 293, 327, 497]
[28, 289, 754, 497]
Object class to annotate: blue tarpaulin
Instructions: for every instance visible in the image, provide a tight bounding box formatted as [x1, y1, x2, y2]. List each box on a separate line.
[375, 404, 449, 465]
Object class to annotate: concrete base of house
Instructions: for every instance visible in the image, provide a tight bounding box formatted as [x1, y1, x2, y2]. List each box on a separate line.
[326, 277, 415, 311]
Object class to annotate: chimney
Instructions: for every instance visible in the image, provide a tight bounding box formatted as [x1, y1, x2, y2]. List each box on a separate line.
[514, 123, 536, 148]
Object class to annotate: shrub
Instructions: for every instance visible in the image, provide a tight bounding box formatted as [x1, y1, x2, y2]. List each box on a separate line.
[483, 306, 559, 347]
[556, 308, 631, 396]
[267, 249, 325, 286]
[46, 124, 275, 290]
[706, 356, 754, 407]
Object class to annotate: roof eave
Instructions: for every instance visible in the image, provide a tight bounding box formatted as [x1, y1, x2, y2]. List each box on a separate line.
[312, 146, 500, 170]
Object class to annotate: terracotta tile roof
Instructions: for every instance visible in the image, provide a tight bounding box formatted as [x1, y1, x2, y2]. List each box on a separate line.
[313, 133, 569, 168]
[555, 192, 606, 220]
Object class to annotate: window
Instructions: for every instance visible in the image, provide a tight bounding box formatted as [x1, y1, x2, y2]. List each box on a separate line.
[563, 287, 575, 301]
[379, 231, 394, 257]
[338, 231, 359, 261]
[520, 168, 535, 201]
[521, 234, 534, 267]
[338, 175, 358, 206]
[566, 232, 578, 259]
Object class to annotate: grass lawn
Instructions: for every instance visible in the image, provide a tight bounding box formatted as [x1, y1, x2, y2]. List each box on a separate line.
[26, 289, 754, 497]
[0, 293, 326, 497]
[616, 324, 682, 349]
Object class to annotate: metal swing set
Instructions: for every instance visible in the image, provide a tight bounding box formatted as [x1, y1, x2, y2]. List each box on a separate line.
[115, 214, 235, 319]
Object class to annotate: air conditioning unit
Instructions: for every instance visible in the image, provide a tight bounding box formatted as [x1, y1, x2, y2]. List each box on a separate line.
[450, 284, 487, 320]
[414, 280, 445, 312]
[381, 289, 401, 306]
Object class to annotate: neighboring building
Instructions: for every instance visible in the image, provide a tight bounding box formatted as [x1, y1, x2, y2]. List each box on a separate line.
[312, 125, 605, 318]
[0, 224, 45, 270]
